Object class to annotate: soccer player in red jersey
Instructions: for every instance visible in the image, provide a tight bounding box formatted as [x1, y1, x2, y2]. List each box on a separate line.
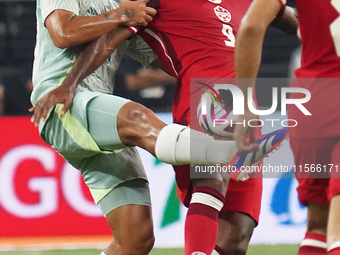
[128, 2, 264, 255]
[234, 0, 340, 254]
[128, 3, 265, 253]
[31, 1, 297, 254]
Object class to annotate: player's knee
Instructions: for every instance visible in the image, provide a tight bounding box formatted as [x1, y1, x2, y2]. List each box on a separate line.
[219, 231, 250, 255]
[223, 235, 249, 255]
[117, 102, 151, 144]
[136, 232, 155, 255]
[126, 102, 149, 122]
[193, 177, 226, 195]
[120, 101, 149, 126]
[118, 101, 165, 151]
[124, 225, 155, 255]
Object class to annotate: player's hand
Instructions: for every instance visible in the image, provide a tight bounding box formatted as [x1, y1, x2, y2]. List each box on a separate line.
[233, 110, 260, 153]
[119, 0, 157, 27]
[29, 83, 76, 127]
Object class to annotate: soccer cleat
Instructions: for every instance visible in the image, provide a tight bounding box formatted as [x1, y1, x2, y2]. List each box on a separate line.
[227, 127, 289, 181]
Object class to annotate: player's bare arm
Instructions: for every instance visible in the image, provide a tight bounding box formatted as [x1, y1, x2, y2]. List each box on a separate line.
[61, 27, 134, 87]
[45, 0, 156, 48]
[270, 6, 298, 34]
[30, 27, 133, 124]
[234, 0, 282, 152]
[30, 25, 172, 125]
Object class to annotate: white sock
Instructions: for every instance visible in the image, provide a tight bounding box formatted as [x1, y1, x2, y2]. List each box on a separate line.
[155, 124, 237, 165]
[100, 252, 107, 255]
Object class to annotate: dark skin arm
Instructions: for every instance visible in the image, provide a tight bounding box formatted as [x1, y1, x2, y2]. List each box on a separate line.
[234, 0, 283, 152]
[30, 27, 134, 124]
[59, 27, 134, 88]
[45, 0, 156, 48]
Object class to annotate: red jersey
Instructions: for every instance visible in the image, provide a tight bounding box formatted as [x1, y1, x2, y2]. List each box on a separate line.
[130, 0, 251, 124]
[129, 1, 262, 221]
[281, 0, 340, 78]
[279, 1, 340, 203]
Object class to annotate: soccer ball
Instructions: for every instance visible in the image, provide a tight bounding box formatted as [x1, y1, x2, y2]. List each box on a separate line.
[197, 86, 238, 139]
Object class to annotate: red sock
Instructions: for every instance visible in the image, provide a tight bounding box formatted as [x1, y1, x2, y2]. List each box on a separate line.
[329, 247, 340, 255]
[184, 186, 224, 255]
[212, 245, 229, 255]
[298, 233, 327, 255]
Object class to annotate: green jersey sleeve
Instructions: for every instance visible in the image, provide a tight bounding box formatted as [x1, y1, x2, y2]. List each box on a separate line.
[41, 0, 79, 24]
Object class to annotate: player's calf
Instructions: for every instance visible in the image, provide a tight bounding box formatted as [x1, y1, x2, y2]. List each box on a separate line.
[118, 101, 238, 165]
[185, 185, 225, 255]
[105, 204, 154, 255]
[215, 212, 256, 255]
[117, 101, 166, 155]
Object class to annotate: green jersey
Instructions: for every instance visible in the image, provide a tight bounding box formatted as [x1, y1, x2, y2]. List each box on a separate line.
[31, 0, 157, 105]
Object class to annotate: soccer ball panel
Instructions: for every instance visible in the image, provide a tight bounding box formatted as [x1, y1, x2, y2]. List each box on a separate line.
[197, 87, 237, 139]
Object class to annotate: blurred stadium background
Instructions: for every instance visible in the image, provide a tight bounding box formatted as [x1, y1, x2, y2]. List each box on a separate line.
[0, 0, 304, 254]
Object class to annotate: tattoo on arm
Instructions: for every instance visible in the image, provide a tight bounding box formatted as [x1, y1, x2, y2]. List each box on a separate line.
[104, 13, 111, 20]
[123, 9, 134, 19]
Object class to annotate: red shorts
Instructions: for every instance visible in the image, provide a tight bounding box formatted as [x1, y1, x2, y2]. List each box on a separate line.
[288, 78, 340, 205]
[173, 107, 262, 223]
[173, 164, 262, 223]
[289, 137, 340, 206]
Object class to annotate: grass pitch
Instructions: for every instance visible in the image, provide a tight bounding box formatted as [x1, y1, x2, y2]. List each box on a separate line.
[0, 245, 299, 255]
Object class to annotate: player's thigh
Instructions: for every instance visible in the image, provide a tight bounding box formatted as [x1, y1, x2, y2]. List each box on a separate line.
[43, 94, 149, 206]
[173, 164, 228, 205]
[75, 151, 153, 249]
[86, 93, 130, 151]
[46, 110, 150, 213]
[42, 90, 153, 243]
[100, 179, 154, 246]
[75, 147, 148, 208]
[41, 90, 129, 155]
[191, 175, 228, 196]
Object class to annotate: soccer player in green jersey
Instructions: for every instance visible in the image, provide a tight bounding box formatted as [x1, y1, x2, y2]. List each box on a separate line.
[31, 1, 157, 254]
